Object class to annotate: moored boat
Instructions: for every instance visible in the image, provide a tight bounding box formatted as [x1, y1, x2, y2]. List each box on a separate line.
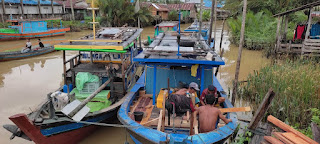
[0, 45, 55, 62]
[2, 6, 144, 142]
[0, 18, 70, 41]
[118, 30, 238, 143]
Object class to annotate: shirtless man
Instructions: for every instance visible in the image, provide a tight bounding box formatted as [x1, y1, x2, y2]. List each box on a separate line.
[195, 95, 232, 133]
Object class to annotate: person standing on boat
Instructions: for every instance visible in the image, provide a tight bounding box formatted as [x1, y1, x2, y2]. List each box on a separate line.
[21, 39, 32, 53]
[195, 95, 232, 133]
[200, 85, 225, 107]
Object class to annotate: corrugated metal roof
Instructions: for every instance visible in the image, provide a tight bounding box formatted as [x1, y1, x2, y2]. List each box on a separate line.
[0, 0, 60, 5]
[167, 3, 195, 11]
[55, 0, 88, 9]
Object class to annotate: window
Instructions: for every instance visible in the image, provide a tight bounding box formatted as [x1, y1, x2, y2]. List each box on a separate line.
[44, 7, 48, 9]
[38, 22, 44, 27]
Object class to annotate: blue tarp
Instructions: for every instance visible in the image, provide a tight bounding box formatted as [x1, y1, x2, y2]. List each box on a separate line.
[0, 0, 59, 5]
[204, 0, 224, 8]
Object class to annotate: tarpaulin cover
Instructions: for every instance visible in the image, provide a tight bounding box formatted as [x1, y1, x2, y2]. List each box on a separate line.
[76, 72, 99, 91]
[0, 0, 59, 5]
[70, 89, 111, 112]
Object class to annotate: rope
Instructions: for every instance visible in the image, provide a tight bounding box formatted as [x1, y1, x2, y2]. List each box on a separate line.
[65, 119, 138, 128]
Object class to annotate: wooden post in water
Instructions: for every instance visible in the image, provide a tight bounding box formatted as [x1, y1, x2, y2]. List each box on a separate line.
[219, 19, 226, 51]
[62, 50, 67, 85]
[232, 0, 247, 105]
[208, 0, 215, 47]
[213, 0, 217, 48]
[248, 88, 275, 130]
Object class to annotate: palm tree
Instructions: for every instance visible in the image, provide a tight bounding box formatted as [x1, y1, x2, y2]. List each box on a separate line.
[99, 0, 153, 27]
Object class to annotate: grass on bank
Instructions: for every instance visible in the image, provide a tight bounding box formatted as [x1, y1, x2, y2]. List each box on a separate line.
[239, 60, 320, 137]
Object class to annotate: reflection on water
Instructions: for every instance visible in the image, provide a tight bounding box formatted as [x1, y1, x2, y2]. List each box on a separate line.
[0, 22, 270, 144]
[0, 31, 92, 52]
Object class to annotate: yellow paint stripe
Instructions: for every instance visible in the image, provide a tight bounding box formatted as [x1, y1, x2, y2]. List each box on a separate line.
[55, 45, 123, 50]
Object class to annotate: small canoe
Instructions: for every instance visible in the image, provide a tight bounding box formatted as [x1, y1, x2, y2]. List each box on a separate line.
[0, 46, 55, 62]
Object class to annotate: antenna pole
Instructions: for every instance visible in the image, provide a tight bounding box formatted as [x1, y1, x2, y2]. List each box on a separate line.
[91, 0, 96, 41]
[177, 4, 181, 56]
[197, 0, 203, 42]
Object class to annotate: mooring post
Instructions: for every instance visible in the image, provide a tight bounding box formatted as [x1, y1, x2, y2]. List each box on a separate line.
[248, 88, 276, 130]
[232, 0, 247, 105]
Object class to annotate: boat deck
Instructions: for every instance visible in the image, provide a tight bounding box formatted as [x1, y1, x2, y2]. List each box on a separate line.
[129, 94, 227, 133]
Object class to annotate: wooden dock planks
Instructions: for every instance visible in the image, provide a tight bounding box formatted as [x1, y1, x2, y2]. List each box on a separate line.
[281, 132, 309, 144]
[264, 136, 284, 144]
[272, 132, 294, 144]
[267, 115, 318, 144]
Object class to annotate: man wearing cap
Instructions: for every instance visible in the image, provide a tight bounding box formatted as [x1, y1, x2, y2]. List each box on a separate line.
[200, 85, 225, 107]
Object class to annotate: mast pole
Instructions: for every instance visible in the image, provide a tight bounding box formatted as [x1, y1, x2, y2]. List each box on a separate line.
[197, 0, 203, 42]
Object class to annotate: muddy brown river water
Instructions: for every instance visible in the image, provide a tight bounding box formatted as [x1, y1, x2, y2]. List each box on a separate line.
[0, 22, 270, 144]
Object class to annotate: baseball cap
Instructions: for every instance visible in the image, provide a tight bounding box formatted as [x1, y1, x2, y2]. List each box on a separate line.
[189, 82, 200, 91]
[208, 85, 215, 91]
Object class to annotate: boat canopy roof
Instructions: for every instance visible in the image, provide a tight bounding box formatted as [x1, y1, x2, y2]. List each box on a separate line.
[7, 18, 62, 23]
[54, 27, 143, 53]
[184, 21, 210, 32]
[133, 31, 225, 66]
[154, 21, 179, 28]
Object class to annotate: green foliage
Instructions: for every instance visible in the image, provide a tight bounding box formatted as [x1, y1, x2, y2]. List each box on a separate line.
[98, 0, 153, 27]
[224, 0, 318, 16]
[0, 22, 10, 28]
[227, 10, 277, 50]
[168, 10, 179, 21]
[240, 60, 320, 130]
[231, 129, 252, 144]
[48, 20, 92, 32]
[202, 10, 210, 21]
[197, 10, 211, 22]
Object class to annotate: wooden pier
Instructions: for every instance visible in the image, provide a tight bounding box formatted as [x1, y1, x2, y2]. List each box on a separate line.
[274, 1, 320, 57]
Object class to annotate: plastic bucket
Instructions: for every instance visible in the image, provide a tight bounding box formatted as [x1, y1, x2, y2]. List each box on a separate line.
[133, 111, 144, 121]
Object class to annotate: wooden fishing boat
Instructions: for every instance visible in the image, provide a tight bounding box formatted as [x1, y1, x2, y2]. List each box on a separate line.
[0, 46, 55, 62]
[0, 18, 70, 41]
[3, 2, 144, 142]
[118, 31, 238, 144]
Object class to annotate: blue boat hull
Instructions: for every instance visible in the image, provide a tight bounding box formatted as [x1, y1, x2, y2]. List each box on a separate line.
[118, 71, 238, 144]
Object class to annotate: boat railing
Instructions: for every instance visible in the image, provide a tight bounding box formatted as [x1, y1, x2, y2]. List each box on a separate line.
[65, 54, 81, 74]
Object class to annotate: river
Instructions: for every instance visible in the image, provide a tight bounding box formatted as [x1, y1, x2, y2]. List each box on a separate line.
[0, 22, 270, 144]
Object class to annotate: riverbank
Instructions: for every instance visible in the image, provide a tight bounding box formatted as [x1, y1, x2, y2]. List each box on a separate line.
[239, 60, 320, 138]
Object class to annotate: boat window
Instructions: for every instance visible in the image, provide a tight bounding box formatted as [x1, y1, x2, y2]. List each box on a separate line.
[38, 22, 44, 27]
[12, 22, 18, 25]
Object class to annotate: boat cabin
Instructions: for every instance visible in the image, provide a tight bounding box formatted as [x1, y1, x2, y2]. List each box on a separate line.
[6, 18, 63, 34]
[118, 31, 238, 143]
[154, 21, 179, 36]
[184, 21, 210, 41]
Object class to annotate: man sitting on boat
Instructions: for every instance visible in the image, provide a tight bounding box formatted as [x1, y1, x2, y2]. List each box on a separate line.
[195, 95, 232, 133]
[21, 39, 32, 53]
[200, 85, 225, 107]
[166, 82, 199, 116]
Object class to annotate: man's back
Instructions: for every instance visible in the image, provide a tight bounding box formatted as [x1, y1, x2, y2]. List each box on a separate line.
[198, 105, 220, 133]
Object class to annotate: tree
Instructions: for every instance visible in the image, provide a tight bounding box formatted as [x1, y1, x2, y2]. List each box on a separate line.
[168, 10, 178, 21]
[99, 0, 153, 27]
